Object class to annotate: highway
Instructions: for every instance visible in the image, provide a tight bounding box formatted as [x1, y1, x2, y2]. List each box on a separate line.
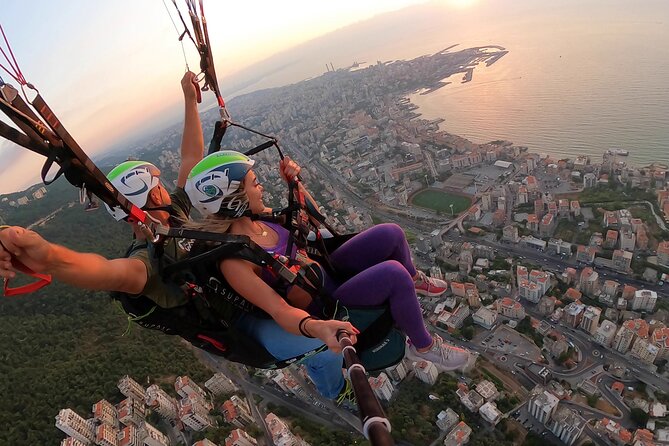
[198, 352, 360, 440]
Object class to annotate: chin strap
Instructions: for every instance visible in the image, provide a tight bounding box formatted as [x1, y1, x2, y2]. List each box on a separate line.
[3, 257, 52, 297]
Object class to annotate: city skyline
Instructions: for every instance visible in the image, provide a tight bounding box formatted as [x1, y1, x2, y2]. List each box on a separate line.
[0, 0, 443, 194]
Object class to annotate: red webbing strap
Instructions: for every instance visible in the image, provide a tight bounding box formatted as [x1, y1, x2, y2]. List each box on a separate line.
[3, 258, 52, 297]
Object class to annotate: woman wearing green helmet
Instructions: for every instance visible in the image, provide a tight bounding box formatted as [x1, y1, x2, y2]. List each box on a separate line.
[186, 150, 358, 401]
[185, 151, 473, 399]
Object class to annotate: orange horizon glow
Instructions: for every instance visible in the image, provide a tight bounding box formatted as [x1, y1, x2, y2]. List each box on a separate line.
[1, 0, 432, 194]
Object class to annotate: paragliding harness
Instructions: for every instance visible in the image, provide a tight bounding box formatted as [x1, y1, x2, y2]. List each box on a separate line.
[133, 221, 408, 372]
[110, 238, 316, 370]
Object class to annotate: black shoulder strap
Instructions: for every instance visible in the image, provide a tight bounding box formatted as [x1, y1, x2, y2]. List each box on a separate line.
[157, 227, 337, 313]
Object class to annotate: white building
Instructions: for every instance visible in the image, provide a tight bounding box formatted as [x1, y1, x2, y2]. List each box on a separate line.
[456, 388, 484, 412]
[446, 305, 471, 330]
[117, 398, 145, 428]
[472, 307, 498, 329]
[496, 297, 526, 320]
[384, 361, 408, 383]
[369, 372, 394, 401]
[55, 409, 95, 445]
[179, 397, 214, 432]
[265, 413, 310, 446]
[652, 327, 669, 361]
[118, 376, 146, 403]
[503, 225, 519, 243]
[631, 289, 657, 312]
[413, 360, 439, 385]
[619, 230, 636, 251]
[61, 438, 88, 446]
[222, 396, 254, 428]
[436, 408, 459, 432]
[444, 421, 472, 446]
[145, 384, 179, 421]
[630, 338, 660, 364]
[118, 425, 142, 446]
[175, 376, 211, 409]
[547, 406, 585, 446]
[593, 320, 617, 347]
[612, 319, 648, 354]
[139, 422, 170, 446]
[528, 388, 559, 424]
[583, 173, 597, 188]
[478, 402, 502, 425]
[563, 302, 585, 328]
[205, 372, 238, 396]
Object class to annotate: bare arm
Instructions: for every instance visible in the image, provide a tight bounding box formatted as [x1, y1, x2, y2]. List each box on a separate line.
[0, 226, 147, 294]
[279, 157, 325, 223]
[177, 71, 205, 188]
[221, 258, 357, 352]
[43, 246, 148, 294]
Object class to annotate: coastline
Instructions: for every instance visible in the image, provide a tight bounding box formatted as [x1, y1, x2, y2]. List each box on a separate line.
[407, 89, 667, 169]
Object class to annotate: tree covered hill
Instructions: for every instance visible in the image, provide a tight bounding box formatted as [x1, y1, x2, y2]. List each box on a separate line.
[0, 176, 212, 445]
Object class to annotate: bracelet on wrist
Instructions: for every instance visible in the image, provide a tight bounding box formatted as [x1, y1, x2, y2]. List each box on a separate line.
[298, 316, 316, 338]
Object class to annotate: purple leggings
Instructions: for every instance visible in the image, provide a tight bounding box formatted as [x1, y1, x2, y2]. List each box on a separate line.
[322, 223, 432, 349]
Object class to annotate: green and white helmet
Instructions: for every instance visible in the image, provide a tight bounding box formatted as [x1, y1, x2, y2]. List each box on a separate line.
[104, 160, 161, 221]
[185, 150, 255, 218]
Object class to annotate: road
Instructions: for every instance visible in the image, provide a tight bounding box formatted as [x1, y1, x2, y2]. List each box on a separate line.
[597, 374, 631, 423]
[549, 323, 669, 394]
[199, 352, 359, 442]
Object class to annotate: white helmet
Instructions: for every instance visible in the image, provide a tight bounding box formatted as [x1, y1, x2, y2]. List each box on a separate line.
[185, 150, 255, 218]
[104, 160, 161, 220]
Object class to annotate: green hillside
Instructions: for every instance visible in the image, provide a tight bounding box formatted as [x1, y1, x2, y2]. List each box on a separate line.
[0, 176, 212, 445]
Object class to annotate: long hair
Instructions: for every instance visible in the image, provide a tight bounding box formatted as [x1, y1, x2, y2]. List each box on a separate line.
[184, 182, 247, 233]
[182, 215, 236, 233]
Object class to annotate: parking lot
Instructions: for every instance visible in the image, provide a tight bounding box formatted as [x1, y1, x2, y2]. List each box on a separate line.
[478, 325, 543, 362]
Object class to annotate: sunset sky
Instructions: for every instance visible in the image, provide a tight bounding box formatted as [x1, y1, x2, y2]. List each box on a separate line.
[1, 0, 448, 193]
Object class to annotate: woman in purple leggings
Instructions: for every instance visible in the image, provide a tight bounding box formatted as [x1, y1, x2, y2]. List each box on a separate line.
[185, 151, 471, 401]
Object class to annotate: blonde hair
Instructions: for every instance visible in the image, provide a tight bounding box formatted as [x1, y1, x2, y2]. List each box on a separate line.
[184, 181, 247, 233]
[183, 215, 236, 233]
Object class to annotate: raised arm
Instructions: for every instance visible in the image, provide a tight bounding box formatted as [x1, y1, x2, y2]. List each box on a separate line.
[0, 226, 147, 295]
[177, 71, 205, 188]
[279, 156, 325, 223]
[221, 258, 358, 353]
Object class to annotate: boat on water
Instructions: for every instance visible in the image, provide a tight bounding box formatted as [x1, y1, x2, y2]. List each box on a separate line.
[607, 148, 629, 156]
